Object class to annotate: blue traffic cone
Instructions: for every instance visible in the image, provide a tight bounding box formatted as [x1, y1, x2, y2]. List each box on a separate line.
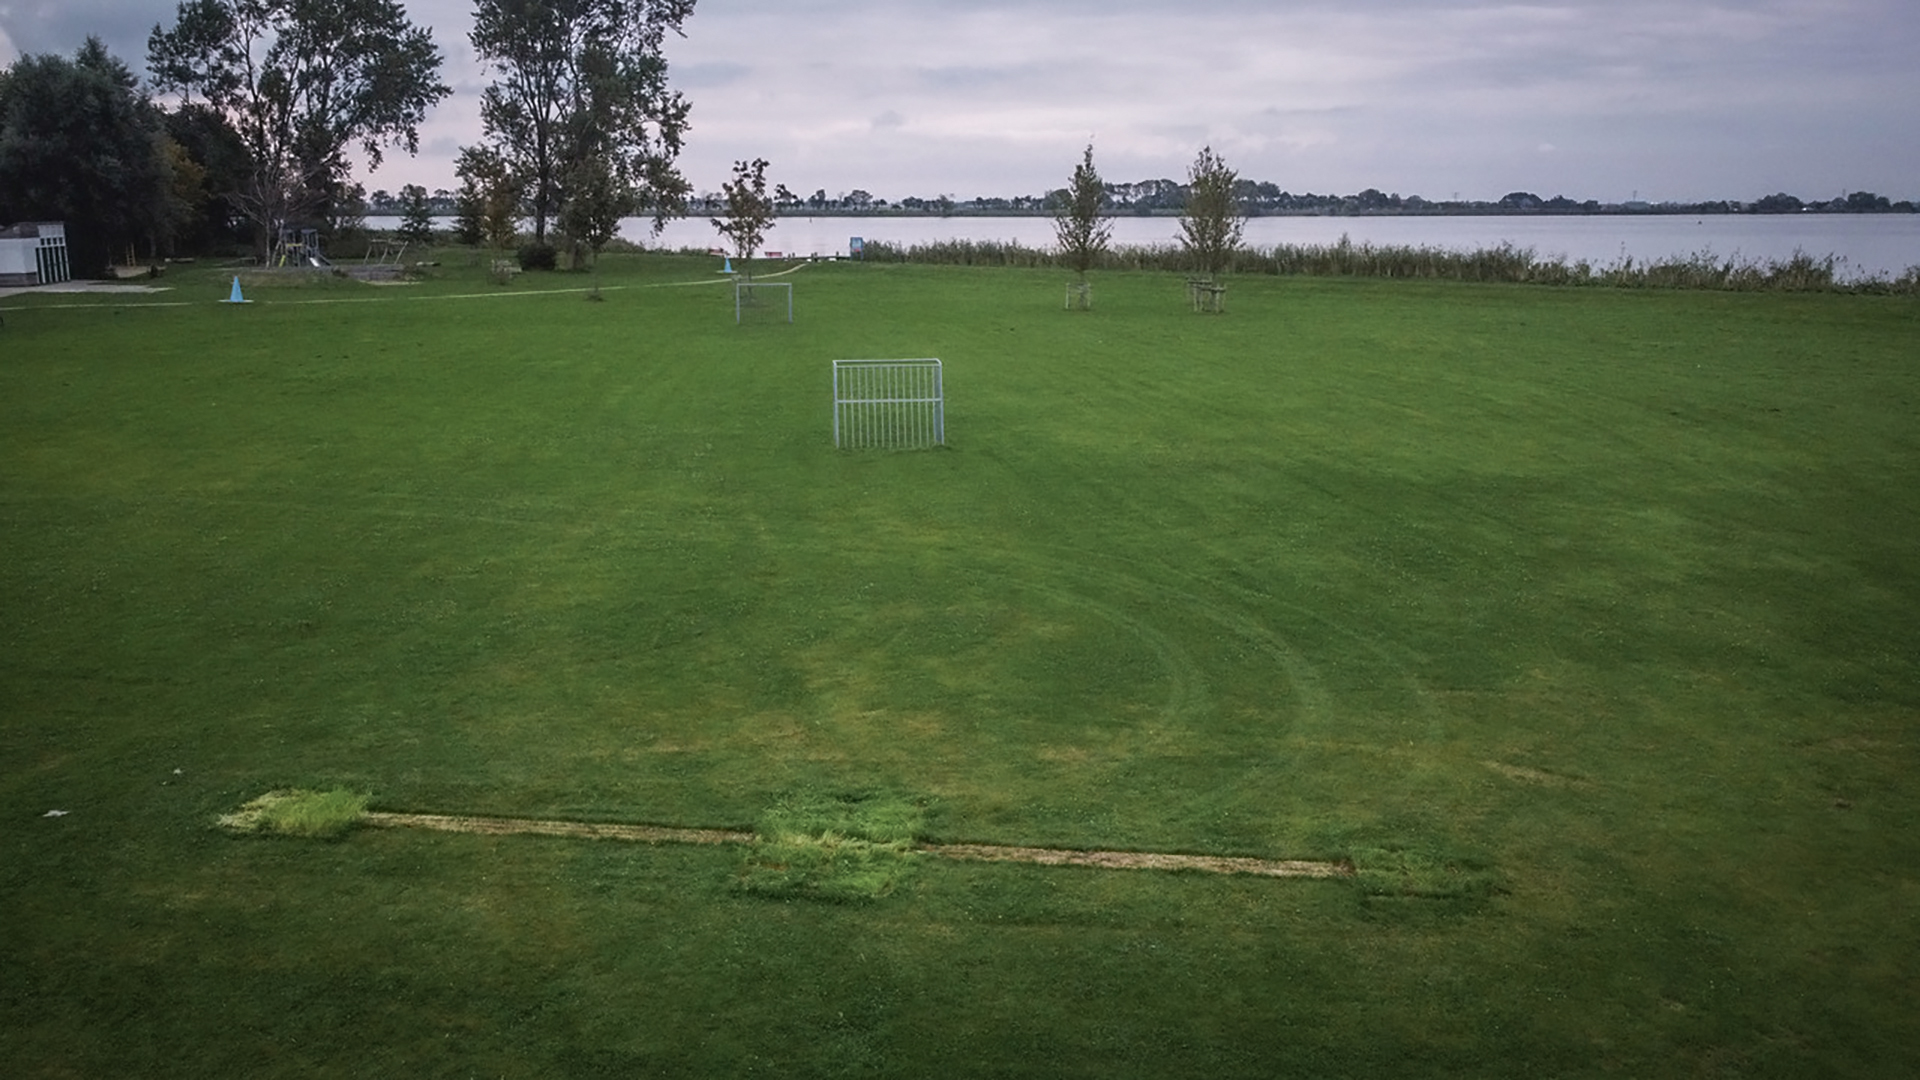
[722, 256, 734, 274]
[223, 276, 251, 304]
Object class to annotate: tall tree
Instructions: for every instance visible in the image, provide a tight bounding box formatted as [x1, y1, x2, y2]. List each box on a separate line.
[0, 38, 173, 277]
[396, 183, 435, 244]
[161, 102, 253, 251]
[710, 157, 774, 274]
[452, 180, 486, 246]
[557, 153, 633, 267]
[470, 0, 694, 246]
[455, 144, 521, 252]
[1178, 145, 1245, 279]
[1052, 142, 1112, 282]
[148, 0, 450, 254]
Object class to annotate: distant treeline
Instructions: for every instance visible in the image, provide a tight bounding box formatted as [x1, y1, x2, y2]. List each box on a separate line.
[368, 184, 1914, 220]
[859, 237, 1920, 295]
[693, 185, 1917, 218]
[365, 189, 461, 215]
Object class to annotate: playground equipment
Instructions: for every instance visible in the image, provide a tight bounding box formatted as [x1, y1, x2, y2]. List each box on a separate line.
[270, 227, 331, 269]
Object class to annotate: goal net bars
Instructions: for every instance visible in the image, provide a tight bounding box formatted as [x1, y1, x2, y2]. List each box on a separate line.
[833, 359, 945, 449]
[735, 280, 793, 324]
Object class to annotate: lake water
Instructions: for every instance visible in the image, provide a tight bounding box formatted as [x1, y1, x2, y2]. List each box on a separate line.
[648, 214, 1920, 280]
[372, 213, 1920, 280]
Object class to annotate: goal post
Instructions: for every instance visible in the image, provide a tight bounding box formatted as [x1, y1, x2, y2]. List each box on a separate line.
[734, 280, 793, 323]
[833, 359, 945, 449]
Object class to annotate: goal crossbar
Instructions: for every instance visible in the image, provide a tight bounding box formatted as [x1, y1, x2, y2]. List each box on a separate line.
[833, 359, 945, 449]
[734, 280, 793, 323]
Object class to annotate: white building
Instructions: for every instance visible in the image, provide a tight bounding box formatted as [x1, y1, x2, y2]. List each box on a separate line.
[0, 222, 73, 287]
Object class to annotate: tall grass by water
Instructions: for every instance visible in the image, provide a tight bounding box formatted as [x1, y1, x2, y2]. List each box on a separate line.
[864, 234, 1920, 293]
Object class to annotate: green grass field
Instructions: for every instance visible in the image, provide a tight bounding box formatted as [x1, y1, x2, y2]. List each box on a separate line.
[3, 254, 1916, 1076]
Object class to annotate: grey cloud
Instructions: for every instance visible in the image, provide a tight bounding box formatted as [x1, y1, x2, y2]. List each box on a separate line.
[914, 64, 1037, 92]
[1, 0, 175, 66]
[674, 61, 753, 88]
[5, 0, 1916, 202]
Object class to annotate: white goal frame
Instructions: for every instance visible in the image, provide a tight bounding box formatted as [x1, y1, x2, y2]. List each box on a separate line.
[735, 280, 793, 323]
[833, 359, 945, 449]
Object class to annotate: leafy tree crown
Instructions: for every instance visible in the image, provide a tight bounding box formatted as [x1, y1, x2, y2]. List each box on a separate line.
[1178, 144, 1246, 278]
[1053, 142, 1113, 279]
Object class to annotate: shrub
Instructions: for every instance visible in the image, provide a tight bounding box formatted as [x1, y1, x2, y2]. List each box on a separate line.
[517, 242, 558, 271]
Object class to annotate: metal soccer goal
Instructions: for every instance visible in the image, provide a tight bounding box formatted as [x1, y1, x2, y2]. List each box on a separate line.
[734, 280, 793, 324]
[832, 359, 945, 449]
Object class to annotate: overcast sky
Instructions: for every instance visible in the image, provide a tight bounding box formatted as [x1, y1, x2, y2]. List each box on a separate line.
[3, 0, 1915, 204]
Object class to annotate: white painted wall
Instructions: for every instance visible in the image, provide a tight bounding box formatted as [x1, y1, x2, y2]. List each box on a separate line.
[0, 237, 38, 282]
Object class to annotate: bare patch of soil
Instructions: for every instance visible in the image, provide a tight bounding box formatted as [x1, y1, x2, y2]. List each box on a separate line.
[925, 843, 1354, 878]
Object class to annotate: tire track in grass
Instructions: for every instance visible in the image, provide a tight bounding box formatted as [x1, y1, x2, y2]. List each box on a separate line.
[1034, 542, 1450, 741]
[968, 566, 1208, 730]
[359, 811, 1352, 878]
[363, 811, 752, 845]
[1004, 547, 1335, 730]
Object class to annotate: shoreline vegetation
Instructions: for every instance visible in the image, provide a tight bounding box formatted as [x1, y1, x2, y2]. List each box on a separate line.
[752, 205, 1920, 218]
[371, 193, 1920, 219]
[851, 235, 1920, 295]
[150, 226, 1920, 297]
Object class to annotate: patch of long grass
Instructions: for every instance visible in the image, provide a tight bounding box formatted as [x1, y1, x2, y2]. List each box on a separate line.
[217, 789, 368, 839]
[735, 790, 929, 902]
[1347, 843, 1505, 904]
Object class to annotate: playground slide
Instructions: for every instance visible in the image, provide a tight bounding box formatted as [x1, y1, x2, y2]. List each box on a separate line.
[307, 253, 332, 268]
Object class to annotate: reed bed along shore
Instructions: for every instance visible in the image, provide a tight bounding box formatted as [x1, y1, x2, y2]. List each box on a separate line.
[862, 234, 1920, 294]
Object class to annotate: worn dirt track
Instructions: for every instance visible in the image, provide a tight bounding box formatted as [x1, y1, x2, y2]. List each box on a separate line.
[926, 842, 1353, 878]
[360, 811, 1353, 879]
[362, 812, 752, 845]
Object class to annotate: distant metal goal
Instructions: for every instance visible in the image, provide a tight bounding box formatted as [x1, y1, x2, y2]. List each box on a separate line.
[735, 280, 792, 324]
[832, 359, 945, 449]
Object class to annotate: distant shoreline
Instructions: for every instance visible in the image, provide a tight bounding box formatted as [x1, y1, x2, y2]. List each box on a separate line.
[767, 207, 1918, 219]
[367, 205, 1919, 221]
